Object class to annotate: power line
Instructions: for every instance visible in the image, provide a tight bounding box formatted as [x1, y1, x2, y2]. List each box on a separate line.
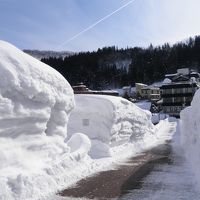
[56, 0, 136, 50]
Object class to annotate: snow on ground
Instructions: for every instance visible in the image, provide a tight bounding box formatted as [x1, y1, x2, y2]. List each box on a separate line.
[68, 94, 155, 158]
[180, 88, 200, 190]
[134, 101, 169, 124]
[151, 113, 169, 124]
[135, 100, 151, 111]
[0, 41, 178, 200]
[115, 87, 135, 97]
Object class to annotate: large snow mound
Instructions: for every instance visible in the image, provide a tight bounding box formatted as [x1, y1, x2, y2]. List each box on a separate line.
[68, 94, 155, 158]
[0, 40, 74, 138]
[180, 88, 200, 189]
[0, 41, 75, 200]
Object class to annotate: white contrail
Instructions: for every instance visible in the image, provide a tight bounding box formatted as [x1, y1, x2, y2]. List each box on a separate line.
[56, 0, 136, 50]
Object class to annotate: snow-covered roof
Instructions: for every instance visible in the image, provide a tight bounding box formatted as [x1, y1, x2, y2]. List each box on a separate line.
[165, 73, 178, 78]
[163, 78, 172, 84]
[141, 86, 160, 90]
[135, 83, 148, 86]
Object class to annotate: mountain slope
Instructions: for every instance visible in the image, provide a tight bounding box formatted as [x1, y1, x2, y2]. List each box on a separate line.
[23, 49, 74, 60]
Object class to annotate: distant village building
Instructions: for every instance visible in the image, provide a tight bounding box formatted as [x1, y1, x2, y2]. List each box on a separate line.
[72, 83, 119, 96]
[135, 83, 147, 98]
[141, 87, 160, 101]
[160, 68, 200, 117]
[135, 83, 160, 101]
[72, 83, 89, 93]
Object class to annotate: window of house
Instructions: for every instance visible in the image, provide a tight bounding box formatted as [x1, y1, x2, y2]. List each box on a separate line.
[166, 107, 170, 112]
[164, 98, 172, 103]
[175, 88, 180, 94]
[185, 87, 188, 93]
[188, 87, 192, 93]
[174, 97, 183, 103]
[181, 88, 184, 93]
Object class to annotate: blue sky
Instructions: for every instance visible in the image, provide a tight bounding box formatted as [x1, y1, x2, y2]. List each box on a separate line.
[1, 0, 200, 52]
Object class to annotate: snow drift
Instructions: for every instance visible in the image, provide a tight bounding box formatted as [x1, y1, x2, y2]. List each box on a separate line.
[180, 88, 200, 189]
[0, 41, 76, 200]
[68, 94, 155, 158]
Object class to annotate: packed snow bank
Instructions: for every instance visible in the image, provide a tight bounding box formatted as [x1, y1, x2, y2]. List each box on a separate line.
[66, 133, 91, 160]
[180, 88, 200, 189]
[0, 41, 75, 200]
[68, 94, 155, 158]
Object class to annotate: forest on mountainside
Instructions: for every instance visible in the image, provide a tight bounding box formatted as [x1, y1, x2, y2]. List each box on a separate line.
[41, 36, 200, 89]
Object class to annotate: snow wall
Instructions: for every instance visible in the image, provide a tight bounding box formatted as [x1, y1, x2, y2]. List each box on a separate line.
[0, 41, 76, 200]
[68, 94, 155, 158]
[180, 88, 200, 189]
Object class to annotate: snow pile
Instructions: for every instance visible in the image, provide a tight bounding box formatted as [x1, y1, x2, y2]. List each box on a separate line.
[0, 41, 76, 200]
[180, 88, 200, 189]
[68, 94, 155, 158]
[66, 133, 91, 160]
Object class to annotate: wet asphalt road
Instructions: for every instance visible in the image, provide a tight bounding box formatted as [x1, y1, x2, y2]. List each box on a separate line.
[119, 142, 200, 200]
